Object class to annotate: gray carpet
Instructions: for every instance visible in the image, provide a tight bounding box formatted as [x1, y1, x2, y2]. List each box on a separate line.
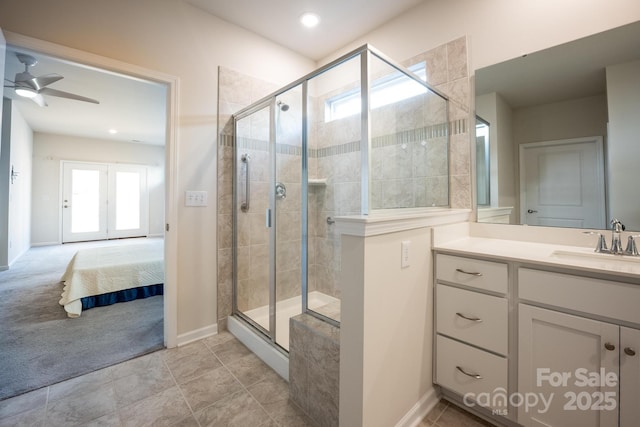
[0, 240, 164, 401]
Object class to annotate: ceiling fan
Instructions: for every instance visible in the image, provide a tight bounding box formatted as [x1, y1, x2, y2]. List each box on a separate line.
[3, 53, 100, 107]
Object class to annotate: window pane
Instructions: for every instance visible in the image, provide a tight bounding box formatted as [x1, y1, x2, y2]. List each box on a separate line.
[71, 170, 100, 233]
[115, 171, 140, 230]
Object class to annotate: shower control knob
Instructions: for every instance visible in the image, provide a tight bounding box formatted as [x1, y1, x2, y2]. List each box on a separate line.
[275, 182, 287, 199]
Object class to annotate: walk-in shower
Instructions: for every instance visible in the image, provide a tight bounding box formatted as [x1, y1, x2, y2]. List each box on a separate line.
[231, 44, 449, 354]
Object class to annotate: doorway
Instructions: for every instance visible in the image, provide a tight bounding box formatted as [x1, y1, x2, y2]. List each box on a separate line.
[62, 161, 149, 243]
[519, 136, 606, 228]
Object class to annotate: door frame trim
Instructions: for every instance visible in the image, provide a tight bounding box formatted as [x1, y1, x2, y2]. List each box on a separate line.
[4, 31, 180, 348]
[518, 135, 606, 228]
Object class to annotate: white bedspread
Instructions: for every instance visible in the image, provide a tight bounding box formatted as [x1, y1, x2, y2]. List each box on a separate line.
[60, 240, 164, 318]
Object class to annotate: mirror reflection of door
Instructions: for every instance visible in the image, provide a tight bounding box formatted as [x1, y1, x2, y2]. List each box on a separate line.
[476, 116, 490, 206]
[62, 161, 149, 243]
[519, 136, 606, 229]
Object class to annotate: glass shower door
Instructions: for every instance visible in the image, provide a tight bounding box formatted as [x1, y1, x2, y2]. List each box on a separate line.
[234, 88, 304, 352]
[234, 103, 272, 338]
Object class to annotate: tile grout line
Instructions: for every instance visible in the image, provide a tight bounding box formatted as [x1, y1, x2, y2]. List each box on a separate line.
[161, 351, 202, 427]
[210, 345, 282, 426]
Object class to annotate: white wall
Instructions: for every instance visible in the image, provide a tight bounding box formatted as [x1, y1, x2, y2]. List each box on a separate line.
[606, 60, 640, 230]
[513, 95, 608, 144]
[340, 228, 433, 427]
[31, 133, 165, 245]
[0, 0, 316, 336]
[8, 104, 33, 264]
[321, 0, 640, 72]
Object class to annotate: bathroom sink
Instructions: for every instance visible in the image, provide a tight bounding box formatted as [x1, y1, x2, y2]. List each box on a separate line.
[551, 249, 640, 264]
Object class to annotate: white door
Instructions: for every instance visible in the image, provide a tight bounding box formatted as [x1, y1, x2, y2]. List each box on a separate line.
[107, 164, 149, 239]
[62, 162, 109, 242]
[62, 161, 149, 242]
[518, 304, 619, 427]
[620, 327, 640, 427]
[519, 136, 605, 229]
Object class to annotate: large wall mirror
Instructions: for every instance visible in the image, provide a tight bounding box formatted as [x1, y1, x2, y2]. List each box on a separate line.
[475, 20, 640, 231]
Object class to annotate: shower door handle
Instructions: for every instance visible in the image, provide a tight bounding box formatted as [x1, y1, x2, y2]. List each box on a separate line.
[266, 208, 272, 228]
[240, 153, 250, 212]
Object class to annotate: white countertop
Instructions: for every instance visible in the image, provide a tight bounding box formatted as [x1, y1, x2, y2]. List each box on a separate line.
[434, 236, 640, 281]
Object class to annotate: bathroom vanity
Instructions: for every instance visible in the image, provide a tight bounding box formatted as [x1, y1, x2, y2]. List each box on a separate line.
[433, 223, 640, 427]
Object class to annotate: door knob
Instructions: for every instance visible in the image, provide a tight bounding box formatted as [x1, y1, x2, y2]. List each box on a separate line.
[624, 347, 636, 356]
[527, 209, 538, 214]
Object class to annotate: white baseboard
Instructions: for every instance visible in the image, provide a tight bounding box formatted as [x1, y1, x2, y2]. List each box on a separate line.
[31, 242, 60, 247]
[0, 265, 7, 271]
[395, 386, 440, 427]
[176, 323, 218, 347]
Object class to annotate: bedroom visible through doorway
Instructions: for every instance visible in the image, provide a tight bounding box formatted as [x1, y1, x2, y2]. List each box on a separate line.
[62, 161, 150, 243]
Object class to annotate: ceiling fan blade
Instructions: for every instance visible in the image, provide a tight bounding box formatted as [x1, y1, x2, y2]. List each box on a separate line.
[30, 73, 64, 90]
[30, 94, 47, 107]
[40, 87, 100, 104]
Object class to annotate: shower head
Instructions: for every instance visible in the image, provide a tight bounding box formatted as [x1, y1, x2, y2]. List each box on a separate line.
[277, 100, 289, 112]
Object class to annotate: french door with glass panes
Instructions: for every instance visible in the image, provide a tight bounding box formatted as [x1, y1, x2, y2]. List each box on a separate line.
[62, 161, 149, 243]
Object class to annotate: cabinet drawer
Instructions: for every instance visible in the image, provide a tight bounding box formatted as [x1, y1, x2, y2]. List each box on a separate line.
[437, 284, 508, 355]
[436, 335, 508, 411]
[519, 268, 640, 324]
[436, 254, 508, 294]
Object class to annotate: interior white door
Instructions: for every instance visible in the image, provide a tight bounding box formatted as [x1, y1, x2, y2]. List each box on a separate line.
[107, 164, 149, 239]
[62, 161, 149, 242]
[519, 136, 605, 228]
[62, 162, 109, 242]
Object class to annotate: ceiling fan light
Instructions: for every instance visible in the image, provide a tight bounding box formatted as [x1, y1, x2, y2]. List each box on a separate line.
[15, 87, 38, 98]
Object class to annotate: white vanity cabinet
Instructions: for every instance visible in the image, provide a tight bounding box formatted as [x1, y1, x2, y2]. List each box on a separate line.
[434, 254, 509, 415]
[518, 268, 640, 427]
[518, 304, 619, 427]
[433, 244, 640, 427]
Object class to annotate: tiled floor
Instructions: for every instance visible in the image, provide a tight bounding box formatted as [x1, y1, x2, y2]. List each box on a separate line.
[0, 331, 317, 427]
[0, 329, 493, 427]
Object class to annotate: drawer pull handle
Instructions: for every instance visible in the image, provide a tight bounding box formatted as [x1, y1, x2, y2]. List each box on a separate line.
[456, 366, 483, 379]
[625, 347, 636, 356]
[456, 312, 483, 322]
[455, 268, 483, 277]
[604, 342, 616, 351]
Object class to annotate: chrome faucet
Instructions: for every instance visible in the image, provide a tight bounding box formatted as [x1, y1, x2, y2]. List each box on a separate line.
[585, 219, 640, 256]
[610, 218, 625, 255]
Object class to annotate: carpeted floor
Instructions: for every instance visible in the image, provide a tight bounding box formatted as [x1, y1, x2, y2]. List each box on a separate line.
[0, 239, 164, 401]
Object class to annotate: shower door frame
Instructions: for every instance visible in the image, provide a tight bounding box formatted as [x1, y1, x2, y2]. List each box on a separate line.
[232, 97, 279, 349]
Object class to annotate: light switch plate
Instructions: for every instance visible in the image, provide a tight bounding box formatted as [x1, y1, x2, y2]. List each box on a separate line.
[185, 190, 208, 207]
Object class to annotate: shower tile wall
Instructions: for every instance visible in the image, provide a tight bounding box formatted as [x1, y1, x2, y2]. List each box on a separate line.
[402, 36, 472, 209]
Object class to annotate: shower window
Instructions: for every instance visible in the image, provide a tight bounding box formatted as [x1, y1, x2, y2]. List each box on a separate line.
[324, 61, 426, 122]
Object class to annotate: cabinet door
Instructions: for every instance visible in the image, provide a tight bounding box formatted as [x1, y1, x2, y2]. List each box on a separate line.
[518, 304, 618, 427]
[620, 327, 640, 427]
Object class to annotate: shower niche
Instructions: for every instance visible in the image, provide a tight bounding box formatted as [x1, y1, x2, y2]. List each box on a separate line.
[232, 45, 449, 352]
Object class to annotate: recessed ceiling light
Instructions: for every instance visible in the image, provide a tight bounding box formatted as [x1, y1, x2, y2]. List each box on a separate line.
[109, 129, 118, 134]
[300, 12, 320, 28]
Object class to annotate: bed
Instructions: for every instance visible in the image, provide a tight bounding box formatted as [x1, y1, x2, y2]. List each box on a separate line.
[60, 240, 164, 318]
